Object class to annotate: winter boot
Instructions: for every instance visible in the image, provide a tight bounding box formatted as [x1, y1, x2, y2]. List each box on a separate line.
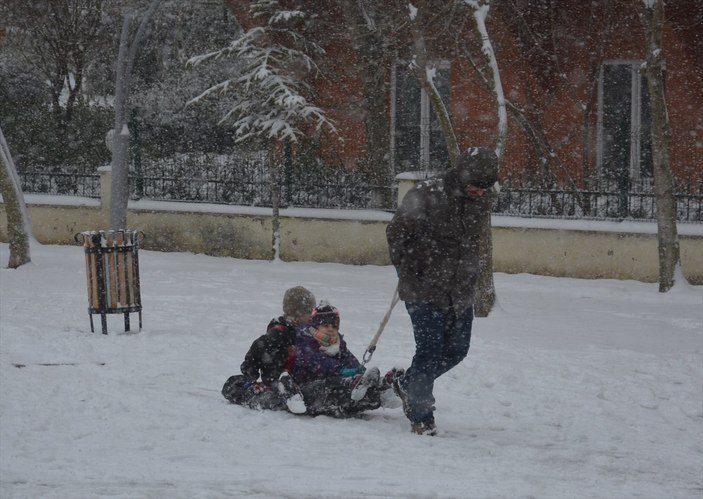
[379, 368, 404, 409]
[351, 366, 380, 401]
[383, 367, 405, 389]
[276, 372, 307, 414]
[222, 374, 250, 404]
[392, 372, 412, 419]
[410, 416, 437, 436]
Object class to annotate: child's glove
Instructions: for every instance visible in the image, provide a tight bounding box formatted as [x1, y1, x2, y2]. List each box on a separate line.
[340, 366, 364, 378]
[243, 382, 267, 394]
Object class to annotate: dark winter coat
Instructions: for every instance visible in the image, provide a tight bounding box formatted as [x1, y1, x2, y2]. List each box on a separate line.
[240, 316, 297, 384]
[292, 327, 361, 384]
[386, 166, 494, 313]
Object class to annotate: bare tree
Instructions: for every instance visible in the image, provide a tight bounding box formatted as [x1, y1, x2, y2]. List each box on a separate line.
[338, 2, 398, 207]
[336, 0, 505, 314]
[480, 0, 617, 190]
[109, 0, 162, 230]
[1, 0, 106, 167]
[465, 1, 507, 156]
[407, 9, 461, 166]
[639, 0, 681, 291]
[0, 127, 32, 268]
[459, 0, 507, 316]
[2, 1, 103, 124]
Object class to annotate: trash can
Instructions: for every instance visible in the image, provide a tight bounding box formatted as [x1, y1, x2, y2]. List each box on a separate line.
[77, 230, 143, 334]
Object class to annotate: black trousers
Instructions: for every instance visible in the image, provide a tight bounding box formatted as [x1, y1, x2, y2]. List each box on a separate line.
[221, 375, 286, 411]
[299, 376, 381, 417]
[222, 374, 382, 416]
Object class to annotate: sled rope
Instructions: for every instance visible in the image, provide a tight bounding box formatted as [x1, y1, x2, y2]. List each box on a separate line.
[361, 284, 400, 366]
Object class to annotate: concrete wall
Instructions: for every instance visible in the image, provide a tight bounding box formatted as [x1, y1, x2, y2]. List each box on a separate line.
[2, 195, 702, 284]
[2, 167, 702, 282]
[492, 223, 703, 283]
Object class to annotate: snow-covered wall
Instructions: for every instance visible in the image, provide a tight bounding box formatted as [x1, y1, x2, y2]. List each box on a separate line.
[1, 195, 702, 283]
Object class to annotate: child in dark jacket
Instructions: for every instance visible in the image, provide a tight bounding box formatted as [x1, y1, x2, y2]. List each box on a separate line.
[221, 286, 316, 413]
[292, 302, 402, 417]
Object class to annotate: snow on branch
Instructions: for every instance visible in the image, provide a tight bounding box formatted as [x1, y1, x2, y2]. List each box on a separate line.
[464, 0, 507, 158]
[186, 0, 335, 143]
[268, 10, 305, 25]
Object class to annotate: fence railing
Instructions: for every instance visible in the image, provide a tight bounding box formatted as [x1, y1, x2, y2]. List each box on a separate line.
[131, 154, 395, 209]
[19, 171, 100, 199]
[16, 163, 703, 222]
[495, 180, 702, 222]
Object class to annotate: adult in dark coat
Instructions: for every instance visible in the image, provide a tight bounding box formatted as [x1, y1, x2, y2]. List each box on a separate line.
[385, 147, 499, 435]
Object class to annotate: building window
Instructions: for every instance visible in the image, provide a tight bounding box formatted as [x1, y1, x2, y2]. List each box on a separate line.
[391, 61, 450, 172]
[598, 61, 653, 184]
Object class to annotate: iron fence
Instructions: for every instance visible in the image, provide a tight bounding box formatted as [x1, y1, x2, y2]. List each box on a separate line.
[495, 178, 702, 222]
[132, 153, 394, 209]
[19, 171, 100, 198]
[16, 159, 703, 222]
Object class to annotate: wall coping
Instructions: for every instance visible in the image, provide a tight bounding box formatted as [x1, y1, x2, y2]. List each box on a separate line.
[395, 171, 436, 181]
[491, 215, 703, 236]
[7, 193, 703, 236]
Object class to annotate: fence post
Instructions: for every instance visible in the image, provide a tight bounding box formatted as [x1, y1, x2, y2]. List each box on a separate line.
[283, 141, 292, 206]
[616, 172, 630, 218]
[396, 171, 433, 205]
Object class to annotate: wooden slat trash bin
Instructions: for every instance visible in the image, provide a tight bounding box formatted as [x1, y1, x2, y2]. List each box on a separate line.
[77, 230, 143, 334]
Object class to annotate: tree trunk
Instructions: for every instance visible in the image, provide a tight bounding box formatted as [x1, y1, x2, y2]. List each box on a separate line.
[109, 13, 132, 230]
[270, 150, 282, 261]
[409, 24, 460, 166]
[467, 1, 505, 316]
[360, 51, 393, 208]
[0, 127, 31, 268]
[109, 1, 161, 230]
[473, 204, 495, 317]
[340, 3, 394, 208]
[640, 0, 680, 291]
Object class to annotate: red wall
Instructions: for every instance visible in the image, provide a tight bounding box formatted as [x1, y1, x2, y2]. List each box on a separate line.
[228, 0, 702, 187]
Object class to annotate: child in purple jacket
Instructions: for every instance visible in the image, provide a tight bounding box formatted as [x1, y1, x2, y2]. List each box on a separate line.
[292, 302, 402, 417]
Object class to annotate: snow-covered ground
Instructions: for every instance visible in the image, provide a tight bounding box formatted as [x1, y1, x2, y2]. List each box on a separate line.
[1, 242, 701, 498]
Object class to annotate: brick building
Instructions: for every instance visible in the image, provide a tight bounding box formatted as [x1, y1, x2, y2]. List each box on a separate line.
[229, 1, 702, 191]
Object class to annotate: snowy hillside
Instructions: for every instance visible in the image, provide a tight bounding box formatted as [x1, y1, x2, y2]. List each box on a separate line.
[1, 243, 701, 498]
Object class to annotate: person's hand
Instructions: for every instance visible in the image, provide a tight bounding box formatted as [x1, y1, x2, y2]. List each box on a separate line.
[340, 366, 364, 378]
